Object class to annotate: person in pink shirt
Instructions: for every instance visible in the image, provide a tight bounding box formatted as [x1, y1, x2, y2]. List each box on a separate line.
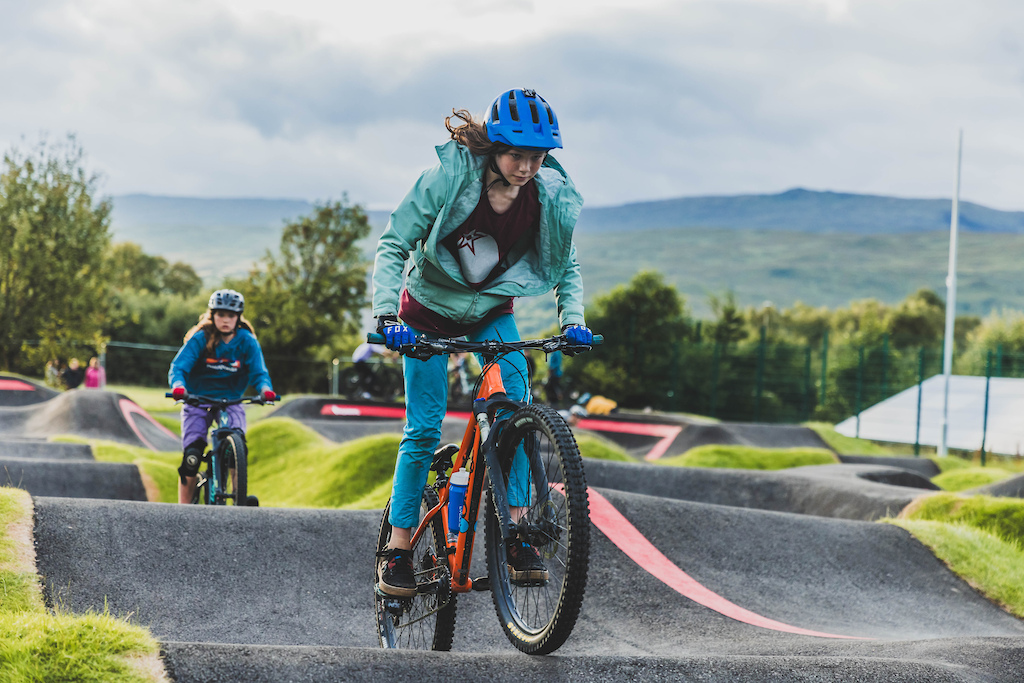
[84, 357, 106, 389]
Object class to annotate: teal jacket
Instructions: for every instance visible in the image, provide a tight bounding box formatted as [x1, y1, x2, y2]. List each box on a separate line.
[372, 140, 586, 330]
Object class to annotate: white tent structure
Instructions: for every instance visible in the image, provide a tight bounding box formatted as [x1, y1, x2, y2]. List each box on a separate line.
[835, 374, 1024, 457]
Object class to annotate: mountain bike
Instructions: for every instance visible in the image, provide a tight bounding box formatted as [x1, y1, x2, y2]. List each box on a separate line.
[370, 332, 601, 655]
[165, 392, 278, 506]
[339, 360, 404, 401]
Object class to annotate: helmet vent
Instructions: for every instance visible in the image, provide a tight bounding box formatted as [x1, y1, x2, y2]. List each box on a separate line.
[542, 101, 554, 125]
[491, 103, 500, 122]
[529, 101, 539, 124]
[508, 91, 519, 121]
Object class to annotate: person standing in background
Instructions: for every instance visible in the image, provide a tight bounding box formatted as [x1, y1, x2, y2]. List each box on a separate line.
[84, 357, 106, 389]
[62, 358, 85, 390]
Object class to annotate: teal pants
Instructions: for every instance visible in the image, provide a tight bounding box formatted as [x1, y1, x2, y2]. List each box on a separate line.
[388, 313, 531, 529]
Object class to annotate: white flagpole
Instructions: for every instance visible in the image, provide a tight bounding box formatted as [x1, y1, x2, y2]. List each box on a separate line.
[939, 130, 963, 457]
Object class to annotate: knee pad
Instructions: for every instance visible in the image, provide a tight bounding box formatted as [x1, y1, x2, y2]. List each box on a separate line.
[178, 439, 206, 485]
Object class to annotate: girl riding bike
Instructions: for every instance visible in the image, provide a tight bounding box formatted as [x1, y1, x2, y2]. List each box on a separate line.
[168, 289, 276, 505]
[372, 88, 593, 597]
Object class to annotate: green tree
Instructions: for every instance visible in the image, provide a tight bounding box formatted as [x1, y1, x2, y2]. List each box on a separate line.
[233, 198, 372, 391]
[105, 241, 202, 297]
[708, 291, 747, 345]
[0, 137, 111, 371]
[567, 270, 693, 407]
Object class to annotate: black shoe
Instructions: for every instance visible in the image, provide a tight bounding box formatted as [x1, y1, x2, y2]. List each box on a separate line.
[245, 495, 259, 507]
[378, 548, 417, 597]
[506, 539, 549, 584]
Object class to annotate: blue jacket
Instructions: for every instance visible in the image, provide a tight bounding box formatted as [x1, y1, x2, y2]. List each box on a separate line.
[372, 140, 586, 329]
[168, 329, 273, 400]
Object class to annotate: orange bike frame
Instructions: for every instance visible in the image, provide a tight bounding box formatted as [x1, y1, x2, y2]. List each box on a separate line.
[408, 362, 506, 594]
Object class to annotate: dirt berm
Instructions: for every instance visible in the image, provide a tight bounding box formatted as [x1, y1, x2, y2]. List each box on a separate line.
[0, 457, 147, 500]
[33, 489, 1024, 681]
[0, 389, 178, 451]
[0, 439, 93, 460]
[583, 459, 937, 520]
[0, 374, 59, 406]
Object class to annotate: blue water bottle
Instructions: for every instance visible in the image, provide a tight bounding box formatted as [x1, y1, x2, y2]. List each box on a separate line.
[447, 469, 469, 534]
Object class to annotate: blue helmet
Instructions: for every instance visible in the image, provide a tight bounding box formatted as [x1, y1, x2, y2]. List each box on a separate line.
[485, 89, 562, 150]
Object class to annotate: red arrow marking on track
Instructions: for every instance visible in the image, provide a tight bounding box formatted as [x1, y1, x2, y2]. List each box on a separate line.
[0, 379, 34, 391]
[574, 419, 682, 460]
[587, 487, 871, 639]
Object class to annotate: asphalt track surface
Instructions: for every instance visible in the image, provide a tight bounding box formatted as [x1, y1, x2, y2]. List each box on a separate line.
[13, 393, 1024, 680]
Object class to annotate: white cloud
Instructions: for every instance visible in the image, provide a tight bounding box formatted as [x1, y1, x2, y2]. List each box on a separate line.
[1, 0, 1023, 210]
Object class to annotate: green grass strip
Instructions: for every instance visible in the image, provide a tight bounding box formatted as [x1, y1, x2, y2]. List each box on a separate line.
[932, 467, 1014, 492]
[658, 444, 838, 470]
[900, 493, 1024, 547]
[575, 433, 632, 462]
[802, 422, 895, 455]
[0, 488, 42, 615]
[886, 519, 1024, 618]
[0, 488, 166, 682]
[246, 418, 400, 509]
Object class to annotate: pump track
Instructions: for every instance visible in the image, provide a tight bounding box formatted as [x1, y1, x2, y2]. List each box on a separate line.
[3, 378, 1023, 682]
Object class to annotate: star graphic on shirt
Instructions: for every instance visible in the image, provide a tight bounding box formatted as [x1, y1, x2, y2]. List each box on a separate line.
[456, 229, 488, 255]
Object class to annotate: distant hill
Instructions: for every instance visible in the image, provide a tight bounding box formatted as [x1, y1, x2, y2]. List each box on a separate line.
[107, 190, 1024, 331]
[575, 188, 1024, 234]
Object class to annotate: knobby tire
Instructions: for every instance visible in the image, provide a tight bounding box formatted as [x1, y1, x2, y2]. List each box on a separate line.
[485, 403, 590, 655]
[221, 433, 248, 506]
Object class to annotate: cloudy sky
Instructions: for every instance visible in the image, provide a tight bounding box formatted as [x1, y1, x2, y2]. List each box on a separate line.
[2, 0, 1022, 211]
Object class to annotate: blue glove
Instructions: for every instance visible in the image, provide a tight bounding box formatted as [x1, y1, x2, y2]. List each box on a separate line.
[377, 317, 415, 351]
[563, 324, 593, 346]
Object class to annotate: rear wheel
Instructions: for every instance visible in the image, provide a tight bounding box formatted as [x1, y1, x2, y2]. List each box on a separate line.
[375, 487, 457, 650]
[219, 432, 248, 506]
[485, 403, 590, 655]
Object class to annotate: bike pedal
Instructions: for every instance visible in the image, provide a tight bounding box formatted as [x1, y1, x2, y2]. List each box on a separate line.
[471, 575, 490, 591]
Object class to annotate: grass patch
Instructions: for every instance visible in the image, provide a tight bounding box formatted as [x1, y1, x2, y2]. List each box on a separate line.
[932, 456, 973, 473]
[803, 422, 896, 455]
[886, 519, 1024, 618]
[0, 487, 166, 682]
[932, 467, 1015, 492]
[575, 432, 632, 462]
[900, 493, 1024, 547]
[658, 444, 838, 470]
[246, 418, 400, 509]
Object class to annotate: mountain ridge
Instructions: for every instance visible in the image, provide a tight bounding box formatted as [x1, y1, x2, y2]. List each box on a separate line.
[110, 188, 1024, 237]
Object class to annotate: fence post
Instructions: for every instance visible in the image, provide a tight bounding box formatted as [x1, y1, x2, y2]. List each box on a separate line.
[709, 342, 721, 419]
[819, 330, 829, 408]
[914, 347, 925, 456]
[331, 358, 340, 396]
[754, 326, 766, 422]
[669, 342, 680, 412]
[802, 345, 812, 421]
[996, 343, 1004, 377]
[855, 346, 865, 438]
[694, 321, 702, 342]
[980, 350, 992, 467]
[881, 333, 889, 399]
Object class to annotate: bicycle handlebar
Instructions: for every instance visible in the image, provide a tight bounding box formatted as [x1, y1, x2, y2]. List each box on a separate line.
[366, 332, 603, 360]
[165, 392, 280, 407]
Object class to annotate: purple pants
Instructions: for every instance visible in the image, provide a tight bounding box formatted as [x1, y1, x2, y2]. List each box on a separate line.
[180, 403, 247, 449]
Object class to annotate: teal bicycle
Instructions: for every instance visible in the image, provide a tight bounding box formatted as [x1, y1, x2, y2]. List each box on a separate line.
[166, 392, 277, 506]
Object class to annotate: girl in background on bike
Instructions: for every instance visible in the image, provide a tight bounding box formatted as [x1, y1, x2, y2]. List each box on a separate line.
[168, 289, 275, 504]
[372, 88, 592, 596]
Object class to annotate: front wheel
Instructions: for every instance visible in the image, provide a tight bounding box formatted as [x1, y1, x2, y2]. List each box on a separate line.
[219, 432, 248, 506]
[485, 403, 590, 655]
[374, 487, 457, 650]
